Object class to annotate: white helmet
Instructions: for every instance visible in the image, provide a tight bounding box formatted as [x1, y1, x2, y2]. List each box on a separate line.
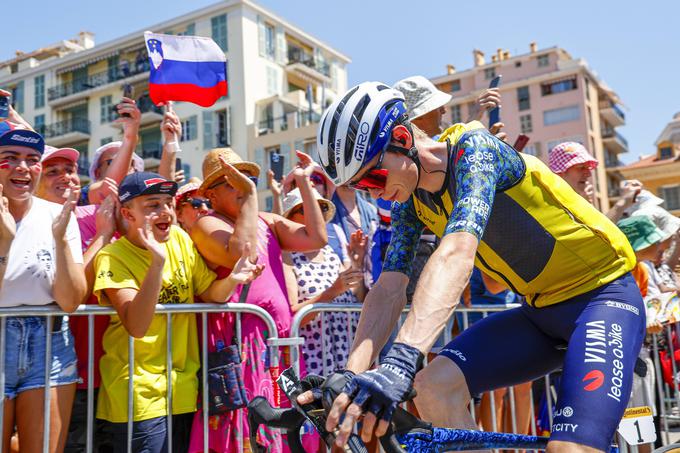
[316, 82, 407, 186]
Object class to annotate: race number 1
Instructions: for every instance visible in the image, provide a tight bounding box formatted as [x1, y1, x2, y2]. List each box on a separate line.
[617, 406, 656, 445]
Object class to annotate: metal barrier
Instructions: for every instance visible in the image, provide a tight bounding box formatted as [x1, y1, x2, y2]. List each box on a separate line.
[651, 322, 680, 445]
[0, 303, 282, 453]
[288, 303, 657, 452]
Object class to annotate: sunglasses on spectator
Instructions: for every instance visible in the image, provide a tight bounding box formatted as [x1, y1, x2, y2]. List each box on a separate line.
[291, 204, 330, 217]
[182, 198, 212, 209]
[208, 176, 259, 190]
[310, 173, 326, 186]
[347, 148, 389, 192]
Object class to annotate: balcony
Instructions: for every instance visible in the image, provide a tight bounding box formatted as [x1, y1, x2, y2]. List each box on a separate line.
[77, 157, 91, 178]
[599, 100, 625, 127]
[285, 45, 330, 84]
[140, 143, 162, 161]
[602, 128, 628, 154]
[258, 109, 322, 136]
[41, 118, 91, 147]
[48, 60, 151, 106]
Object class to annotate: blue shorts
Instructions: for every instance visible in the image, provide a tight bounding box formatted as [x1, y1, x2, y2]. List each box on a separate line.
[3, 316, 79, 399]
[439, 273, 645, 452]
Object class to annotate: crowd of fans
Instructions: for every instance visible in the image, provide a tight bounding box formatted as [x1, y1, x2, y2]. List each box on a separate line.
[0, 75, 678, 453]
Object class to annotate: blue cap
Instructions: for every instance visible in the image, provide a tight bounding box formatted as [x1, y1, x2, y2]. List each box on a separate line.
[0, 122, 44, 155]
[119, 171, 178, 203]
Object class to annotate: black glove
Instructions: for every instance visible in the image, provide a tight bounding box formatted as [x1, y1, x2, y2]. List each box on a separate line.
[342, 343, 424, 422]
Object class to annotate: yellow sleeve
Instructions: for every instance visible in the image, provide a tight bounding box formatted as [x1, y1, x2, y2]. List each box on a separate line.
[93, 249, 140, 306]
[190, 244, 217, 297]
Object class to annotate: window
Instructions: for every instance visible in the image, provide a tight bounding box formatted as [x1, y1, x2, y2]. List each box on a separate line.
[547, 136, 584, 153]
[520, 114, 532, 133]
[101, 137, 113, 146]
[537, 54, 549, 67]
[541, 77, 577, 96]
[11, 82, 24, 114]
[266, 66, 278, 95]
[450, 80, 461, 92]
[544, 105, 580, 126]
[100, 95, 114, 123]
[34, 75, 45, 109]
[264, 23, 276, 59]
[587, 106, 593, 131]
[216, 108, 231, 146]
[184, 23, 196, 36]
[517, 86, 530, 111]
[660, 146, 674, 160]
[484, 67, 496, 80]
[211, 14, 227, 51]
[180, 115, 198, 142]
[34, 114, 45, 135]
[450, 105, 462, 124]
[523, 143, 540, 157]
[585, 77, 590, 100]
[661, 186, 680, 211]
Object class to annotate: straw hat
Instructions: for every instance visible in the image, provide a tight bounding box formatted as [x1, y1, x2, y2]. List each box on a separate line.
[200, 148, 261, 193]
[282, 188, 336, 223]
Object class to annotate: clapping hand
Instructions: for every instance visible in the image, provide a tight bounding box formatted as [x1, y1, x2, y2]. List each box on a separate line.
[267, 170, 283, 198]
[228, 242, 265, 285]
[95, 195, 118, 241]
[292, 150, 316, 180]
[0, 184, 15, 244]
[53, 185, 80, 241]
[347, 230, 368, 270]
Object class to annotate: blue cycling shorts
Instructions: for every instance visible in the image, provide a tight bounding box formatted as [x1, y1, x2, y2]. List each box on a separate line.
[439, 273, 645, 452]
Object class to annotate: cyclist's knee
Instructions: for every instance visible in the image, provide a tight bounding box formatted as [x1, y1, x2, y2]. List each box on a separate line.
[414, 356, 470, 406]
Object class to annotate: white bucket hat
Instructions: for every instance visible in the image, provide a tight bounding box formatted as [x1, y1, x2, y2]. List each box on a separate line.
[629, 205, 680, 242]
[89, 141, 145, 181]
[393, 75, 452, 120]
[282, 188, 335, 223]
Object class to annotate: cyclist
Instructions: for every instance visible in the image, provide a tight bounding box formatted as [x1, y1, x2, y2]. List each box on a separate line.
[308, 82, 645, 453]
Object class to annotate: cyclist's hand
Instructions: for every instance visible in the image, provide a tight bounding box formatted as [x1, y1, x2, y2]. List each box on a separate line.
[296, 370, 354, 407]
[327, 343, 423, 447]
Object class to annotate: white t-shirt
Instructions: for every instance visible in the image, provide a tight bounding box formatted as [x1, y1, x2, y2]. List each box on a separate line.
[0, 197, 83, 307]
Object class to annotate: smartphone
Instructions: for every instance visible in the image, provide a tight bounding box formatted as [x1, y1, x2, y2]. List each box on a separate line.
[119, 84, 133, 118]
[175, 157, 183, 172]
[0, 96, 9, 121]
[488, 75, 502, 127]
[513, 134, 530, 152]
[270, 151, 284, 182]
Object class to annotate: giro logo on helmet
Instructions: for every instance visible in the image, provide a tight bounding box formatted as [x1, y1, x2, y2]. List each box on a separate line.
[354, 122, 370, 161]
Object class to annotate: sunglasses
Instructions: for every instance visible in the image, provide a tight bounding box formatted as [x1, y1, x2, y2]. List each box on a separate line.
[347, 148, 389, 192]
[310, 173, 326, 186]
[208, 176, 259, 190]
[291, 204, 330, 217]
[182, 198, 212, 209]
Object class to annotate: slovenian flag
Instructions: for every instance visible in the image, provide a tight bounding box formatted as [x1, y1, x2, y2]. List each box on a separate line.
[144, 32, 227, 107]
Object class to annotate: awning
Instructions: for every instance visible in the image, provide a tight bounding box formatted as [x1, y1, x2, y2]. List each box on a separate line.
[56, 50, 120, 75]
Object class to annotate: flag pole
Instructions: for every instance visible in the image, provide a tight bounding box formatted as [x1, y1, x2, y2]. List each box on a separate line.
[164, 101, 182, 153]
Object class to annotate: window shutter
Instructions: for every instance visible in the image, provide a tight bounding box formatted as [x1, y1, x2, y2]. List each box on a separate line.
[225, 106, 232, 147]
[254, 147, 265, 188]
[202, 111, 214, 150]
[257, 16, 266, 57]
[275, 26, 287, 64]
[282, 142, 293, 176]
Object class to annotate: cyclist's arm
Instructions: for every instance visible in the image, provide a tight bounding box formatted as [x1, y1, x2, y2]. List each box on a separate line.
[345, 200, 423, 374]
[396, 133, 504, 353]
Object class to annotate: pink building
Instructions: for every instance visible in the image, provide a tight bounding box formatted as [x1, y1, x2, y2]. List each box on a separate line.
[431, 43, 627, 210]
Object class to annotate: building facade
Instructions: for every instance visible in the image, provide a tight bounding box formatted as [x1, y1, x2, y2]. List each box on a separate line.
[0, 0, 349, 208]
[619, 113, 680, 216]
[431, 43, 627, 211]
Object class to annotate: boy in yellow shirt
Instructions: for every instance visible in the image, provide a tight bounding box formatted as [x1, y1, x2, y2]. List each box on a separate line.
[94, 170, 262, 453]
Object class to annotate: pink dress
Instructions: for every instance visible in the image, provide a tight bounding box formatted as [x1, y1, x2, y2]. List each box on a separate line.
[189, 217, 293, 453]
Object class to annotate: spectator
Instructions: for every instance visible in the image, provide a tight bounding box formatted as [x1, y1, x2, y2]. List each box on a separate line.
[0, 123, 87, 452]
[174, 178, 211, 233]
[83, 98, 144, 205]
[392, 75, 451, 137]
[548, 141, 598, 204]
[35, 145, 118, 452]
[93, 171, 262, 453]
[282, 188, 366, 375]
[188, 148, 327, 453]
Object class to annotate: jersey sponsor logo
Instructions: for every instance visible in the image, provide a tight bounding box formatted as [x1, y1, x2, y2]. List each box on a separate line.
[583, 370, 604, 391]
[554, 406, 574, 418]
[552, 423, 578, 433]
[605, 301, 639, 316]
[459, 196, 490, 217]
[334, 139, 342, 164]
[608, 323, 625, 402]
[10, 133, 40, 144]
[354, 122, 370, 161]
[584, 319, 606, 363]
[450, 219, 484, 237]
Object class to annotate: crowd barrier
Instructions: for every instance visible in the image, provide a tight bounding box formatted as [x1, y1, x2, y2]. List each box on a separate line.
[0, 302, 671, 453]
[0, 303, 282, 453]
